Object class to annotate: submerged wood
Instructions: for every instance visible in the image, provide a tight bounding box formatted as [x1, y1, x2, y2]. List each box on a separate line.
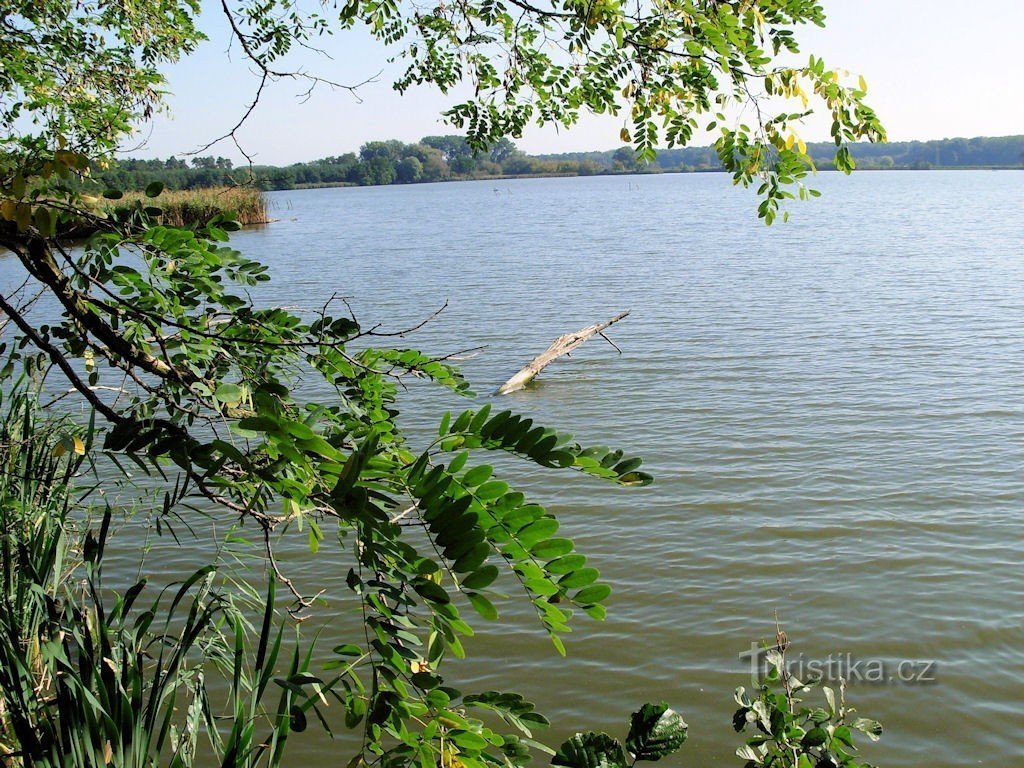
[496, 310, 630, 395]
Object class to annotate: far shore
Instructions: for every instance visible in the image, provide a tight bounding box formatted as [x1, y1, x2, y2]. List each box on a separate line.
[281, 163, 1022, 192]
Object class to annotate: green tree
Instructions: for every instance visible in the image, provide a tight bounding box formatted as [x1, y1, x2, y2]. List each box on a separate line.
[0, 1, 885, 766]
[352, 154, 397, 185]
[450, 154, 478, 175]
[411, 145, 452, 181]
[360, 139, 405, 162]
[396, 155, 424, 183]
[421, 135, 474, 162]
[488, 137, 518, 164]
[612, 146, 639, 172]
[501, 153, 541, 175]
[393, 155, 421, 182]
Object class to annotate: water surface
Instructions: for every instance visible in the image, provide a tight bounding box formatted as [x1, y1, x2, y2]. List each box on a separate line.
[5, 170, 1023, 766]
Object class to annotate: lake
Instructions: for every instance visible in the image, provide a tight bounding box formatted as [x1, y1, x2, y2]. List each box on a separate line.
[4, 170, 1023, 766]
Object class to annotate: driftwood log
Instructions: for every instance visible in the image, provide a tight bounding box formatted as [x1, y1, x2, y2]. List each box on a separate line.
[496, 310, 630, 395]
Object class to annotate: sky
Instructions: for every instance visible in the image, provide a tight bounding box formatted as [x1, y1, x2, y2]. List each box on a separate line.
[127, 0, 1024, 165]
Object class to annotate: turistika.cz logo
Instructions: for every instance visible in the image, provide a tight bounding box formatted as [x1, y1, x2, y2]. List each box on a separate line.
[739, 643, 938, 687]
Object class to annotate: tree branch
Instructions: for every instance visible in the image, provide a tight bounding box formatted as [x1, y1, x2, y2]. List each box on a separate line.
[0, 290, 122, 424]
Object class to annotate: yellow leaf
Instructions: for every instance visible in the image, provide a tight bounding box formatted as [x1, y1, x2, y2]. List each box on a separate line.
[785, 134, 795, 150]
[797, 138, 807, 155]
[52, 442, 67, 458]
[858, 74, 868, 93]
[620, 127, 631, 143]
[73, 436, 85, 455]
[15, 202, 31, 231]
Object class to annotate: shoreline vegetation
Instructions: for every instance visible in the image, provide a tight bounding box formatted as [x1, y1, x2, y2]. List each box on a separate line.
[76, 134, 1021, 229]
[96, 134, 1021, 195]
[107, 185, 270, 226]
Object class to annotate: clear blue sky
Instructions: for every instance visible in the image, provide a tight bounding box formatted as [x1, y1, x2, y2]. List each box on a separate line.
[129, 0, 1024, 164]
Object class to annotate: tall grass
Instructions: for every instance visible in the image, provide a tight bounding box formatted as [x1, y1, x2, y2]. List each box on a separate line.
[110, 186, 269, 227]
[0, 379, 318, 767]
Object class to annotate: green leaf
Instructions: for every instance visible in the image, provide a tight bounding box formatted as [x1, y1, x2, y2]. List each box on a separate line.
[625, 703, 688, 761]
[833, 725, 854, 747]
[412, 579, 450, 604]
[237, 415, 279, 432]
[214, 383, 244, 403]
[463, 465, 493, 487]
[307, 519, 323, 554]
[476, 480, 509, 500]
[553, 733, 628, 768]
[531, 537, 574, 559]
[462, 565, 498, 590]
[801, 727, 828, 748]
[548, 555, 586, 574]
[145, 180, 165, 197]
[517, 518, 558, 547]
[467, 592, 498, 620]
[333, 644, 363, 656]
[573, 584, 611, 605]
[559, 567, 599, 589]
[618, 471, 653, 487]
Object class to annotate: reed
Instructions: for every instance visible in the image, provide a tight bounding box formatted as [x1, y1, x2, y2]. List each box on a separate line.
[110, 185, 269, 227]
[0, 378, 308, 768]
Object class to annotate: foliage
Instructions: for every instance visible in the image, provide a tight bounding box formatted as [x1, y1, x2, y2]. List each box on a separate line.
[0, 381, 340, 768]
[87, 133, 1023, 199]
[105, 185, 269, 227]
[3, 1, 885, 219]
[85, 138, 520, 193]
[0, 0, 891, 766]
[0, 372, 886, 768]
[552, 703, 687, 768]
[732, 634, 883, 768]
[538, 134, 1024, 173]
[0, 169, 649, 766]
[0, 1, 203, 154]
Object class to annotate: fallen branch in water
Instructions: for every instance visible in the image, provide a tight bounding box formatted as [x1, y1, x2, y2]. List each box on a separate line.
[496, 310, 630, 394]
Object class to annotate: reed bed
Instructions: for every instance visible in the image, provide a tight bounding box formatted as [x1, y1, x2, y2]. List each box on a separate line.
[110, 185, 269, 227]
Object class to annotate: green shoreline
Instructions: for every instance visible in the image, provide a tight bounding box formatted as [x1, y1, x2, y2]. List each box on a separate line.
[97, 134, 1023, 194]
[285, 163, 1021, 191]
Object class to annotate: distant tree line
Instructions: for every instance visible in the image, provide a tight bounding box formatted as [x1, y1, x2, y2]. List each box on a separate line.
[93, 136, 588, 192]
[97, 135, 1023, 192]
[539, 134, 1024, 172]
